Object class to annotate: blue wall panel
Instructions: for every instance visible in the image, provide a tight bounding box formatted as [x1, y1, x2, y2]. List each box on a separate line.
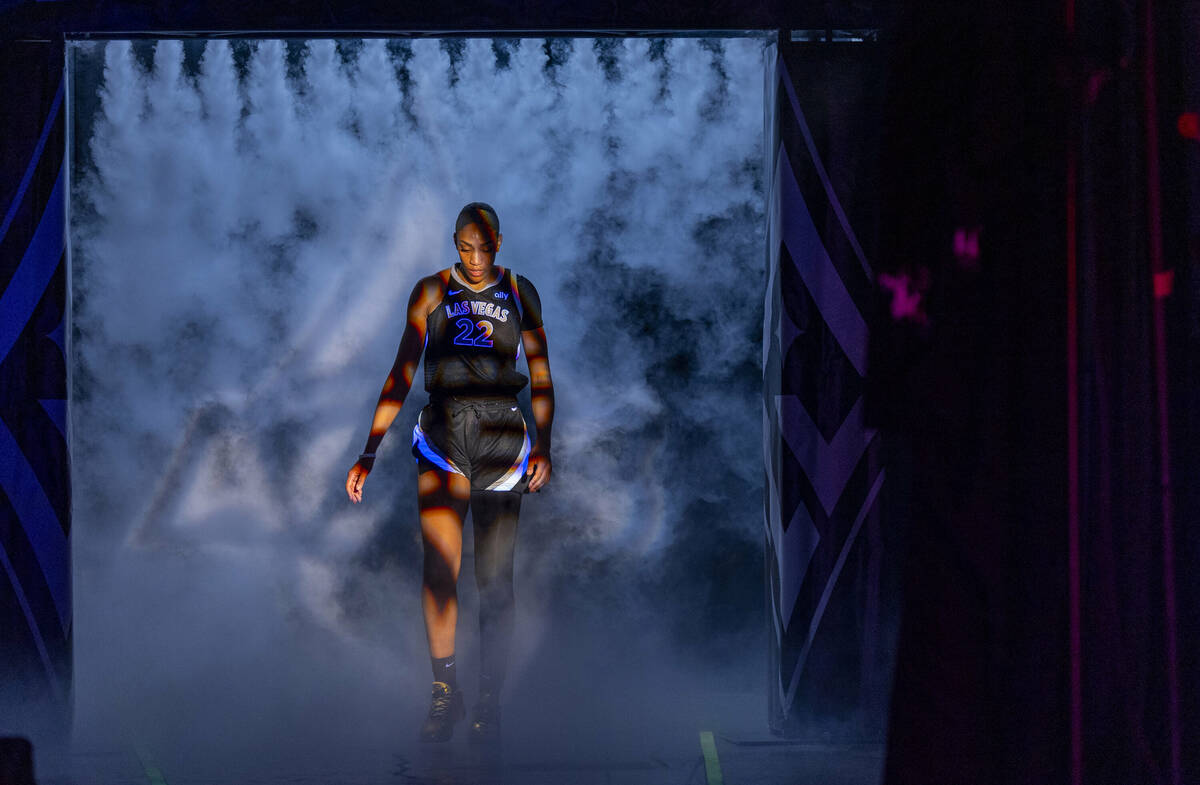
[0, 39, 72, 732]
[763, 36, 897, 740]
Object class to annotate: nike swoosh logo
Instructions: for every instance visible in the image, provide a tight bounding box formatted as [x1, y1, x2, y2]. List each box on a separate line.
[448, 288, 462, 295]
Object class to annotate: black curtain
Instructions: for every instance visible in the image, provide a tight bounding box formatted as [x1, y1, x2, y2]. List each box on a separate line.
[869, 1, 1070, 782]
[872, 0, 1197, 782]
[1170, 4, 1200, 781]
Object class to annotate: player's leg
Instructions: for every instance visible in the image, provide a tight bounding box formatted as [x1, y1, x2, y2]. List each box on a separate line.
[417, 466, 471, 741]
[419, 467, 471, 657]
[467, 487, 522, 742]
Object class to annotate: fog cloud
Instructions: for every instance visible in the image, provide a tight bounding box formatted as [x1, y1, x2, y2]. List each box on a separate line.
[67, 35, 767, 772]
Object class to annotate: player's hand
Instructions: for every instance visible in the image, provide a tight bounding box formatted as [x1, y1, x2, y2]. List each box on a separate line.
[525, 450, 551, 493]
[346, 458, 373, 503]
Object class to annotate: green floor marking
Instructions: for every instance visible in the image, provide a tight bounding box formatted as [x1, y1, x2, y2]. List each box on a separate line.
[699, 730, 724, 785]
[133, 743, 169, 785]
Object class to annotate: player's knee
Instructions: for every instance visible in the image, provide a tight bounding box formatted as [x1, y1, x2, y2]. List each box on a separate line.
[423, 551, 458, 594]
[476, 581, 515, 614]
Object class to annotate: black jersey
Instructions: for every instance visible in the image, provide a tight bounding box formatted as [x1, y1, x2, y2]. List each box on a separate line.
[423, 265, 543, 396]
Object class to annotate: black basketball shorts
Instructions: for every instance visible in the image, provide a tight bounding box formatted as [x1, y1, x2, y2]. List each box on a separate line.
[411, 395, 532, 492]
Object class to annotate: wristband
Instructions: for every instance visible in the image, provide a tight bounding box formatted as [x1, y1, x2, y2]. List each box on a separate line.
[359, 452, 376, 459]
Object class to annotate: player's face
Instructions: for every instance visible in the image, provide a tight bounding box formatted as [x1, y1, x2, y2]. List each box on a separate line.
[453, 221, 502, 284]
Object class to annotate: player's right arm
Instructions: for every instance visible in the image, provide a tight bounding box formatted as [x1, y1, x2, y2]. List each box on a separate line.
[346, 275, 443, 503]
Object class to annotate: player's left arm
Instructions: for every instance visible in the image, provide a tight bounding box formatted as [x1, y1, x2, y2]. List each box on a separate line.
[521, 325, 554, 492]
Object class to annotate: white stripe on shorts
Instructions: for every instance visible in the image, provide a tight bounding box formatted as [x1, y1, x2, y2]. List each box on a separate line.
[485, 426, 531, 491]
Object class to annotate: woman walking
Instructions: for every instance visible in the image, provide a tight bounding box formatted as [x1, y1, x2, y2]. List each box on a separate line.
[345, 202, 554, 743]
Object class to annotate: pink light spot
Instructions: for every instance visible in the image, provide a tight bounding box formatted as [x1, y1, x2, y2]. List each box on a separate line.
[1154, 270, 1174, 298]
[953, 226, 981, 269]
[1085, 68, 1112, 105]
[879, 271, 928, 325]
[1179, 112, 1200, 141]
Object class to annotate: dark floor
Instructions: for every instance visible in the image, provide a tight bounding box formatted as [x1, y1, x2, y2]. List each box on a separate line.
[27, 692, 884, 785]
[38, 737, 884, 785]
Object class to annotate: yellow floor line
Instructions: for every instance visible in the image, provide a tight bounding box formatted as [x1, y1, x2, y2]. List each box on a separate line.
[699, 730, 725, 785]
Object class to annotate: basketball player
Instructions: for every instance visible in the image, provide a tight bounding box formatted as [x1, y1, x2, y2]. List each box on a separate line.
[345, 202, 554, 743]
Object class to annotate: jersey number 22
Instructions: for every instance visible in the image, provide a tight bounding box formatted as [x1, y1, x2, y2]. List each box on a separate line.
[452, 317, 494, 347]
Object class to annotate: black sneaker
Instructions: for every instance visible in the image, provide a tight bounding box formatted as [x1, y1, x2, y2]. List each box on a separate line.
[468, 690, 502, 744]
[419, 681, 465, 742]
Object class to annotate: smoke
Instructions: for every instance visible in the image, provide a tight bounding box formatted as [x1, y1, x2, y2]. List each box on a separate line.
[66, 35, 768, 772]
